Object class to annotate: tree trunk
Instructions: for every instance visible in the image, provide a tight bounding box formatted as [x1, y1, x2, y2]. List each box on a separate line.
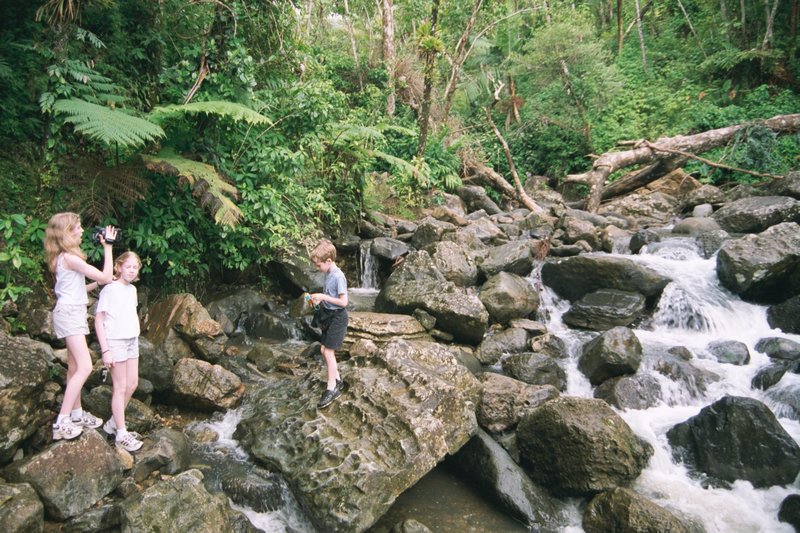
[382, 0, 396, 115]
[617, 0, 623, 54]
[343, 0, 363, 90]
[565, 113, 800, 212]
[634, 0, 648, 73]
[677, 0, 707, 58]
[442, 0, 484, 122]
[761, 0, 781, 50]
[416, 0, 441, 158]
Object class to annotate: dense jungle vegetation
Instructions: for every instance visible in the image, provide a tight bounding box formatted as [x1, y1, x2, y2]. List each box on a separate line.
[1, 0, 798, 306]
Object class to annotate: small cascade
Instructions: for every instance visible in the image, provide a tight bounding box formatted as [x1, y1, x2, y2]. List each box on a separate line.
[358, 240, 379, 289]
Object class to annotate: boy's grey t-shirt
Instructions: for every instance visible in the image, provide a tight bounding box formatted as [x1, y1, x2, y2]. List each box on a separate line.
[322, 265, 347, 310]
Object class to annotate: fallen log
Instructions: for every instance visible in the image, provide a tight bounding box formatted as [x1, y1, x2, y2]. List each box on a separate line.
[566, 113, 800, 212]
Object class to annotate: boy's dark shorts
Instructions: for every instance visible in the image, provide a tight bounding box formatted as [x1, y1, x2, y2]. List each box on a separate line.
[315, 307, 349, 350]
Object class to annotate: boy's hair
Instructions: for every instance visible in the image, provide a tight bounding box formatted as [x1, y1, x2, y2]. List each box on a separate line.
[114, 251, 142, 282]
[310, 239, 337, 263]
[44, 212, 86, 273]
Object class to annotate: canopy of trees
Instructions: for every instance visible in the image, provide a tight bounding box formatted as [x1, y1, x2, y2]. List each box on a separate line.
[1, 0, 798, 298]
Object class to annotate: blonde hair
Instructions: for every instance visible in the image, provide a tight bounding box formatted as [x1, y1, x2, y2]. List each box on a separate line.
[310, 239, 337, 263]
[44, 212, 86, 273]
[114, 251, 142, 282]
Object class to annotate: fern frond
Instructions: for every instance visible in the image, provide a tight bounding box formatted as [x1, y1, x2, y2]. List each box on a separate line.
[372, 149, 419, 176]
[149, 101, 272, 126]
[331, 123, 385, 145]
[53, 98, 165, 148]
[377, 124, 418, 137]
[142, 148, 242, 227]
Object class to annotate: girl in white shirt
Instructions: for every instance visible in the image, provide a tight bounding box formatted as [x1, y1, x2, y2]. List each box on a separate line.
[44, 212, 116, 440]
[95, 251, 143, 452]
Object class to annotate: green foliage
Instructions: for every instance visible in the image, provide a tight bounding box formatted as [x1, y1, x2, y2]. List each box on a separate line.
[0, 214, 46, 303]
[149, 101, 272, 126]
[53, 98, 165, 148]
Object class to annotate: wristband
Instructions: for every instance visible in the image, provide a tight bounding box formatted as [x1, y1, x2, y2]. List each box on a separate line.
[102, 349, 110, 354]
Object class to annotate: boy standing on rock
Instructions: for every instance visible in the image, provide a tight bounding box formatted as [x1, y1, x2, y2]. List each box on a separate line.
[309, 239, 349, 409]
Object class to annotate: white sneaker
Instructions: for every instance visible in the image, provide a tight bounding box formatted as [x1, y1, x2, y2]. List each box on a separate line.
[115, 432, 143, 452]
[102, 417, 116, 436]
[72, 411, 102, 429]
[53, 420, 82, 440]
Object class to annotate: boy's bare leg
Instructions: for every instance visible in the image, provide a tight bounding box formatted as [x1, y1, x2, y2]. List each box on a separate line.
[321, 345, 339, 390]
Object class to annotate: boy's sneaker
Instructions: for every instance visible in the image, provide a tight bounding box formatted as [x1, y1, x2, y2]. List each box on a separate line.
[115, 432, 143, 452]
[72, 411, 102, 429]
[336, 378, 348, 392]
[52, 419, 82, 441]
[102, 418, 116, 436]
[317, 386, 341, 409]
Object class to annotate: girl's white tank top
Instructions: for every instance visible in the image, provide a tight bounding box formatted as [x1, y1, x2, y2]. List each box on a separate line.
[54, 254, 88, 305]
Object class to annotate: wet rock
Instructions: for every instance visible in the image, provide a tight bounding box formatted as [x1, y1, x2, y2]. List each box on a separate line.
[503, 352, 567, 391]
[345, 312, 432, 349]
[3, 430, 123, 520]
[131, 428, 191, 483]
[751, 362, 791, 391]
[0, 331, 51, 463]
[666, 396, 800, 488]
[410, 217, 456, 250]
[171, 358, 243, 411]
[456, 185, 502, 215]
[0, 481, 43, 533]
[517, 397, 653, 497]
[137, 335, 173, 392]
[601, 225, 632, 254]
[143, 293, 227, 363]
[765, 383, 800, 421]
[475, 327, 529, 365]
[563, 289, 646, 331]
[767, 295, 800, 334]
[119, 469, 233, 532]
[672, 216, 721, 235]
[578, 327, 642, 386]
[82, 385, 156, 434]
[477, 373, 559, 433]
[371, 237, 410, 261]
[594, 374, 662, 410]
[694, 229, 730, 259]
[654, 353, 720, 400]
[561, 216, 601, 250]
[778, 493, 800, 530]
[478, 241, 537, 278]
[706, 339, 750, 365]
[541, 255, 670, 302]
[390, 519, 433, 533]
[205, 288, 269, 336]
[220, 470, 284, 513]
[479, 272, 539, 325]
[629, 229, 662, 254]
[711, 196, 800, 233]
[716, 222, 800, 304]
[755, 336, 800, 362]
[430, 241, 478, 287]
[530, 334, 569, 359]
[583, 487, 692, 533]
[63, 504, 119, 533]
[237, 339, 481, 533]
[269, 246, 325, 292]
[449, 428, 563, 531]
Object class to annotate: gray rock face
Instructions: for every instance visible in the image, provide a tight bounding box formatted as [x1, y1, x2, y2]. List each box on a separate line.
[654, 352, 720, 400]
[477, 373, 559, 433]
[503, 352, 567, 391]
[716, 222, 800, 303]
[517, 397, 653, 497]
[137, 335, 173, 392]
[237, 339, 481, 533]
[130, 428, 192, 483]
[563, 289, 646, 330]
[271, 246, 326, 291]
[755, 336, 800, 361]
[3, 431, 123, 520]
[672, 216, 721, 234]
[119, 469, 233, 533]
[583, 487, 691, 533]
[371, 237, 410, 261]
[449, 428, 563, 531]
[205, 288, 269, 335]
[478, 240, 536, 278]
[171, 358, 243, 411]
[542, 255, 670, 302]
[143, 293, 227, 363]
[706, 339, 750, 365]
[479, 272, 539, 325]
[666, 396, 800, 488]
[594, 374, 662, 410]
[410, 217, 456, 250]
[711, 196, 800, 233]
[475, 326, 530, 365]
[767, 295, 800, 334]
[0, 481, 43, 533]
[344, 312, 432, 349]
[578, 327, 642, 386]
[0, 332, 51, 463]
[456, 185, 502, 215]
[430, 241, 478, 287]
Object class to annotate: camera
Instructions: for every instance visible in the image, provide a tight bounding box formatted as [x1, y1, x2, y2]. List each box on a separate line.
[91, 226, 118, 245]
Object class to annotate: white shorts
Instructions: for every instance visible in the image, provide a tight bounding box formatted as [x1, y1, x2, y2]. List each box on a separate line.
[52, 303, 89, 339]
[106, 338, 139, 363]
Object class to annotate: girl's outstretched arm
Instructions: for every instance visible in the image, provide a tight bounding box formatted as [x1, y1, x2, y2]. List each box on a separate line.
[64, 226, 117, 285]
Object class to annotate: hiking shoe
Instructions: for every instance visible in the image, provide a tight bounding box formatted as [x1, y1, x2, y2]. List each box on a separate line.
[102, 417, 116, 436]
[115, 432, 143, 452]
[317, 386, 341, 409]
[53, 420, 82, 441]
[72, 411, 102, 429]
[336, 378, 348, 392]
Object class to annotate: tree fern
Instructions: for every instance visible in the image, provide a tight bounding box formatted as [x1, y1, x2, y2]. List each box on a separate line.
[148, 101, 272, 126]
[142, 148, 243, 227]
[53, 98, 165, 148]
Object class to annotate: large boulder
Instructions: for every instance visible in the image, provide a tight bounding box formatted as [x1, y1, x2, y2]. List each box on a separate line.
[716, 222, 800, 303]
[666, 396, 800, 488]
[344, 312, 432, 350]
[583, 487, 692, 533]
[476, 372, 559, 433]
[563, 289, 646, 331]
[130, 428, 192, 484]
[0, 481, 43, 533]
[767, 295, 800, 334]
[456, 185, 502, 215]
[517, 397, 653, 497]
[711, 196, 800, 233]
[594, 374, 662, 410]
[449, 428, 564, 531]
[541, 255, 670, 302]
[3, 430, 124, 520]
[578, 327, 643, 386]
[170, 358, 244, 411]
[376, 251, 489, 344]
[502, 353, 567, 391]
[0, 332, 51, 464]
[475, 327, 530, 365]
[430, 241, 478, 287]
[143, 293, 227, 363]
[236, 339, 481, 533]
[478, 241, 537, 278]
[479, 272, 539, 325]
[205, 288, 269, 335]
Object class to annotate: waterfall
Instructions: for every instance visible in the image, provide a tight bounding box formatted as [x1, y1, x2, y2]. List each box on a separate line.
[537, 237, 800, 533]
[358, 240, 379, 290]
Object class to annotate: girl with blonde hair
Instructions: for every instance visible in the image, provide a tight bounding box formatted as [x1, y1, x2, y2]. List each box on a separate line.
[44, 212, 117, 440]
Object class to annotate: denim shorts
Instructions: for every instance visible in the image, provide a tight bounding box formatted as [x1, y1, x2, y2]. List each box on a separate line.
[106, 338, 139, 363]
[52, 303, 89, 339]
